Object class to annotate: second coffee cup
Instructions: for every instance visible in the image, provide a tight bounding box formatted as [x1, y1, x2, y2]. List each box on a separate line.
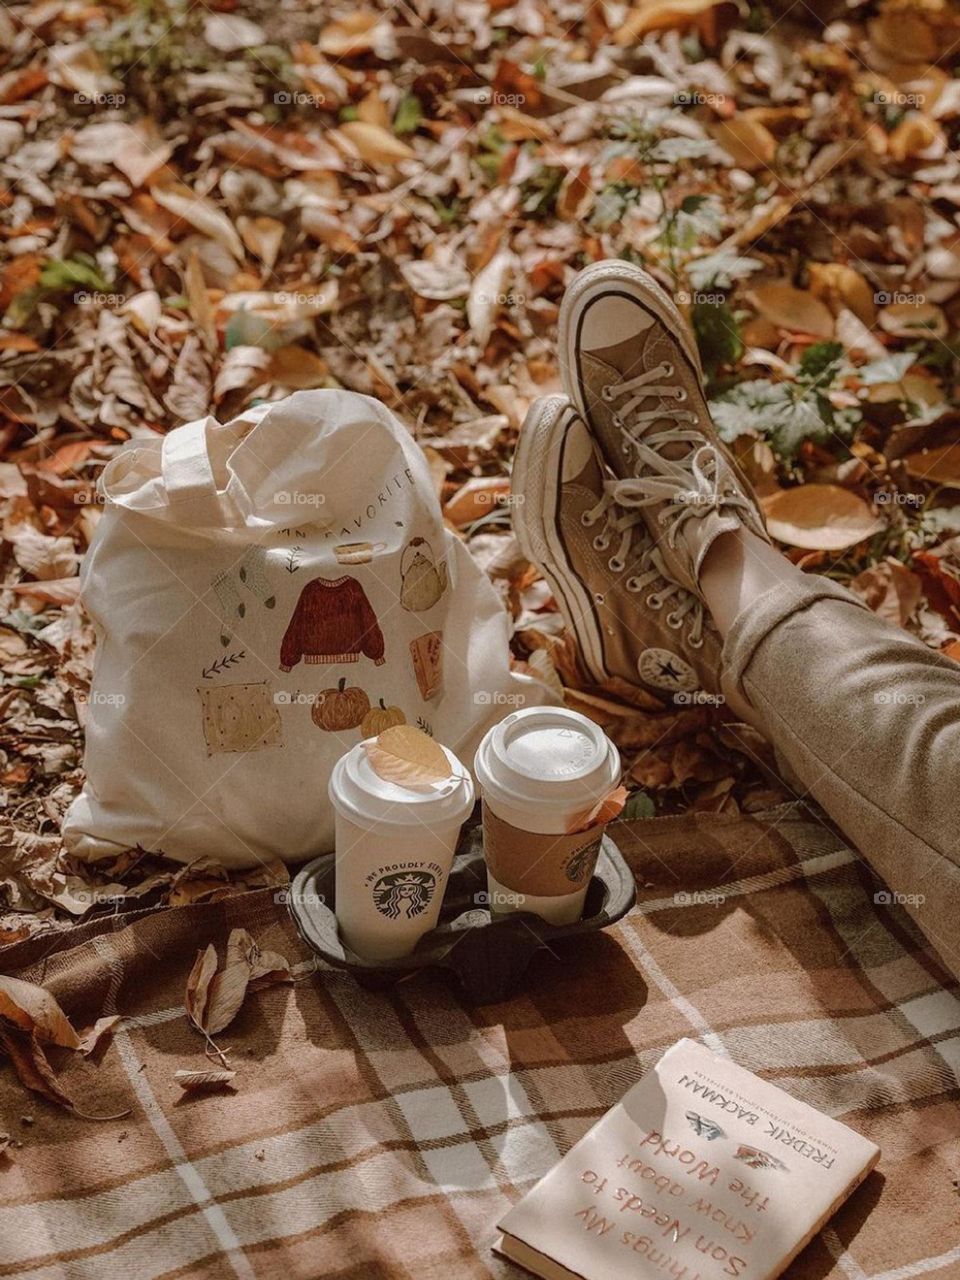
[474, 707, 621, 925]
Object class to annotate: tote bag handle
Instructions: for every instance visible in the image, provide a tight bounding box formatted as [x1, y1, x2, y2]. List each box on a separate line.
[160, 418, 224, 521]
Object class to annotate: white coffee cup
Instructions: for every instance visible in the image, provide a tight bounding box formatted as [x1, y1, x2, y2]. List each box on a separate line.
[474, 707, 620, 925]
[329, 740, 475, 960]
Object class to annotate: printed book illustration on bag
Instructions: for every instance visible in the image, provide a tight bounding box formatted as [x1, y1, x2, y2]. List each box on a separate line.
[409, 630, 443, 700]
[279, 574, 386, 672]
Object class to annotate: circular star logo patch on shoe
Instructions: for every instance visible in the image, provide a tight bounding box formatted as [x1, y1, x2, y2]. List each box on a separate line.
[637, 647, 698, 693]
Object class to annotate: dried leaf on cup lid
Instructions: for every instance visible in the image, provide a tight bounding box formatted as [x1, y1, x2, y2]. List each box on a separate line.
[566, 785, 629, 835]
[365, 724, 452, 786]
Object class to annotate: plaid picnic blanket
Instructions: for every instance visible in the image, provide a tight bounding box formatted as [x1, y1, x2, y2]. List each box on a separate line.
[2, 802, 960, 1280]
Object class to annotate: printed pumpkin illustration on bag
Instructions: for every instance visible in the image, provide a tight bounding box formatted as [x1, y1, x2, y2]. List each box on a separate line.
[360, 699, 406, 737]
[279, 575, 385, 672]
[399, 538, 448, 612]
[311, 677, 370, 732]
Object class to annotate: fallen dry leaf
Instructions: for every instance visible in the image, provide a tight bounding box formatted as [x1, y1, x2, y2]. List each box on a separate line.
[762, 484, 884, 551]
[332, 122, 415, 168]
[70, 120, 172, 187]
[10, 528, 79, 582]
[468, 250, 515, 349]
[566, 785, 629, 834]
[710, 117, 777, 172]
[183, 930, 290, 1038]
[0, 975, 80, 1049]
[903, 443, 960, 487]
[318, 12, 392, 57]
[184, 944, 218, 1033]
[202, 930, 256, 1035]
[0, 1027, 129, 1119]
[444, 476, 511, 526]
[747, 282, 835, 339]
[174, 1068, 238, 1092]
[150, 183, 244, 260]
[77, 1015, 121, 1057]
[851, 558, 923, 628]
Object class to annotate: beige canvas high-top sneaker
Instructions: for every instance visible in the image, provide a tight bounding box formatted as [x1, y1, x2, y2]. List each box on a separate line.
[512, 395, 725, 701]
[559, 259, 769, 597]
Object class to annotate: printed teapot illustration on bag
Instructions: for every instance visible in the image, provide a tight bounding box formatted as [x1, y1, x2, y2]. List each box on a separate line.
[400, 537, 448, 612]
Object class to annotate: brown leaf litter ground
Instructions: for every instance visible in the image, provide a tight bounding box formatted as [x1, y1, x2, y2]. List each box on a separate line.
[1, 0, 960, 946]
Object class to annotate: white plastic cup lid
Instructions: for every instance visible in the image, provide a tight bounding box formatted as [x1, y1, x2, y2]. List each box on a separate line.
[329, 740, 475, 829]
[474, 707, 619, 819]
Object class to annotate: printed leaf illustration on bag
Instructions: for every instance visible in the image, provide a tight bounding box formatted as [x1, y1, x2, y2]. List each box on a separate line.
[399, 538, 447, 612]
[409, 630, 443, 700]
[211, 546, 277, 647]
[199, 682, 283, 755]
[279, 574, 385, 671]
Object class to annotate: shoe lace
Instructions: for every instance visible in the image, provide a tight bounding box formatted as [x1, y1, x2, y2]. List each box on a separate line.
[608, 445, 758, 556]
[580, 489, 705, 647]
[602, 362, 700, 461]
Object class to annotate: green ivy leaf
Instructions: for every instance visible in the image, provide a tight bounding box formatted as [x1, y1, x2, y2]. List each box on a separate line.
[393, 92, 423, 136]
[857, 352, 916, 385]
[710, 379, 837, 460]
[692, 299, 743, 376]
[39, 255, 111, 293]
[623, 790, 656, 820]
[651, 136, 714, 163]
[797, 341, 845, 385]
[686, 251, 762, 291]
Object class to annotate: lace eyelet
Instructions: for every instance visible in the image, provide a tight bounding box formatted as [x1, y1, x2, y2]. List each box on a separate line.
[666, 611, 683, 629]
[608, 557, 625, 572]
[581, 512, 594, 527]
[647, 593, 663, 609]
[675, 388, 687, 402]
[689, 634, 704, 649]
[593, 535, 610, 551]
[626, 577, 640, 591]
[663, 363, 674, 377]
[601, 385, 614, 402]
[612, 414, 623, 428]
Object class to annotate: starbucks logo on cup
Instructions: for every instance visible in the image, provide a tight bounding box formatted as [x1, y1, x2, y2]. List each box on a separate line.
[372, 870, 436, 919]
[565, 837, 599, 884]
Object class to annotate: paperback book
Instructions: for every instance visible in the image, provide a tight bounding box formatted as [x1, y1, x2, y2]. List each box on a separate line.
[496, 1038, 879, 1280]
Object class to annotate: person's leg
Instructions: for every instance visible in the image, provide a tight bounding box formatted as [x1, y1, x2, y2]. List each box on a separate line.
[699, 526, 804, 636]
[558, 259, 960, 979]
[701, 527, 960, 978]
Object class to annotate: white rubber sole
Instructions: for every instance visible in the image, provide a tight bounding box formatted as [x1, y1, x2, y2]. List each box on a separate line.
[512, 396, 609, 686]
[558, 259, 704, 423]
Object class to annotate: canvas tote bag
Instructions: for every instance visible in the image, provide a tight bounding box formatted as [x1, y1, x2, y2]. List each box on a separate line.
[63, 390, 552, 868]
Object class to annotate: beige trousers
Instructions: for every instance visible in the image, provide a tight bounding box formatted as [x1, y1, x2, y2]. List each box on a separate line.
[722, 576, 960, 982]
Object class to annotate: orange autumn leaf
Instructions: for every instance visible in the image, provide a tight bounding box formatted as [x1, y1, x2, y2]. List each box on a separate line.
[566, 785, 629, 834]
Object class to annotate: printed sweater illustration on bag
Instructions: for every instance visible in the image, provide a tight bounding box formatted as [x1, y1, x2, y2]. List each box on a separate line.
[279, 575, 386, 671]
